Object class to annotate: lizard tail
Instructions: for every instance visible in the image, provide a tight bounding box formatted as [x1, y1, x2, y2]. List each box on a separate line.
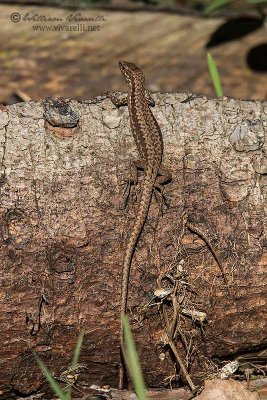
[120, 169, 155, 318]
[119, 168, 156, 387]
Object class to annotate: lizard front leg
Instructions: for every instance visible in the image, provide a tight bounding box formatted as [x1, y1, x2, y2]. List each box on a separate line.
[145, 89, 155, 106]
[109, 90, 155, 107]
[121, 159, 146, 209]
[108, 92, 128, 107]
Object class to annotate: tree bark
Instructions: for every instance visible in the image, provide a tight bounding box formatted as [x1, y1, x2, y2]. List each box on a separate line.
[0, 93, 266, 398]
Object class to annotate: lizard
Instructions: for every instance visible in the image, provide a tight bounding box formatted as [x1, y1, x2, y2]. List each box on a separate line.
[110, 61, 171, 389]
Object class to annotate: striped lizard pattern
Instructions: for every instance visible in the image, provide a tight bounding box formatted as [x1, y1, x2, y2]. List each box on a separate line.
[110, 61, 171, 388]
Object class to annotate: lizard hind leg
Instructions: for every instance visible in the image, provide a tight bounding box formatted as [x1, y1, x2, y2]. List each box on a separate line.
[153, 186, 170, 216]
[120, 159, 145, 209]
[154, 167, 172, 214]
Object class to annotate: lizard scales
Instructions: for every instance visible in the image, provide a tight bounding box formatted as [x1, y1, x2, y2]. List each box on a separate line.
[120, 61, 163, 310]
[114, 61, 170, 387]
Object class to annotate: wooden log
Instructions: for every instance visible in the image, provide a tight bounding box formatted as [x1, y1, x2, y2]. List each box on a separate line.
[0, 93, 266, 398]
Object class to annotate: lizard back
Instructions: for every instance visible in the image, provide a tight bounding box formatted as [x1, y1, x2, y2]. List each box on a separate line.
[119, 62, 164, 318]
[117, 61, 167, 389]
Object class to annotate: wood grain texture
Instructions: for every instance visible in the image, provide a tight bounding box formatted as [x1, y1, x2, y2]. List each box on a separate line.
[0, 94, 266, 397]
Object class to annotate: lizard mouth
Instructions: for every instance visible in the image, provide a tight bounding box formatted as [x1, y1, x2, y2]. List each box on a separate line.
[118, 61, 126, 71]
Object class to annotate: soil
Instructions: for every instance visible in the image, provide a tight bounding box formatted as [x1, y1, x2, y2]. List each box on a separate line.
[0, 4, 266, 104]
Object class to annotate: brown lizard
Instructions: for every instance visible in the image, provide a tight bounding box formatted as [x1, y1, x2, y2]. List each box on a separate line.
[110, 61, 171, 388]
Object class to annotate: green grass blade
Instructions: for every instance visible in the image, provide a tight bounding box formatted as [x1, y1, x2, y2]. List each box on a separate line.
[71, 329, 84, 368]
[204, 0, 232, 13]
[245, 0, 267, 4]
[65, 330, 85, 400]
[122, 315, 147, 400]
[207, 52, 223, 97]
[35, 355, 67, 400]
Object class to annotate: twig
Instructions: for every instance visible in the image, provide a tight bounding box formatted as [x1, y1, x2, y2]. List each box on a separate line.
[161, 306, 197, 392]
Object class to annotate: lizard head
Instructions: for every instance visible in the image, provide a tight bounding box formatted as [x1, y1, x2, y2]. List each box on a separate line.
[118, 61, 145, 86]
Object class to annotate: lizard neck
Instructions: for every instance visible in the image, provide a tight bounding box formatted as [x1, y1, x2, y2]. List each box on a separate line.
[128, 78, 145, 98]
[127, 78, 163, 166]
